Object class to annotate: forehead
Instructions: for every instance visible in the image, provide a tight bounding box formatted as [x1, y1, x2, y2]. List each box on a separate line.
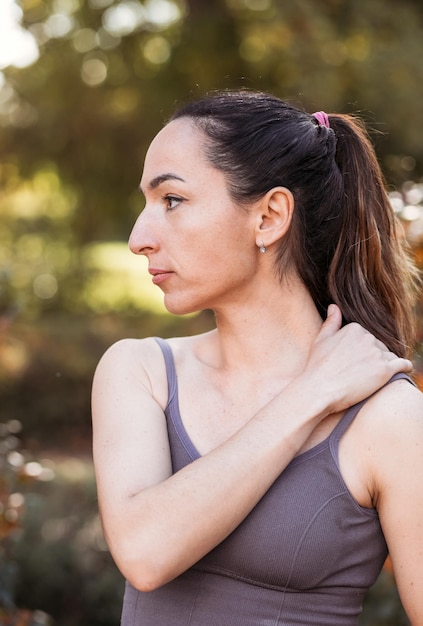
[150, 117, 202, 150]
[142, 118, 208, 181]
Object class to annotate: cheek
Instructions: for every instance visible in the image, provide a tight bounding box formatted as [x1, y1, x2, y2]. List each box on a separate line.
[178, 198, 254, 263]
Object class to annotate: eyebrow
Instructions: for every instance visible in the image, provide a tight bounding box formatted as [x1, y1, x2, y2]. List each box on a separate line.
[146, 173, 186, 190]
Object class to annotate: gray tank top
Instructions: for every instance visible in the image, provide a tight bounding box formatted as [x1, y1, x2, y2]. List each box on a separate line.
[121, 338, 414, 626]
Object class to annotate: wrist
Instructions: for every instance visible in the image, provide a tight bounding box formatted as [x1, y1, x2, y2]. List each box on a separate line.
[285, 374, 333, 422]
[252, 376, 331, 458]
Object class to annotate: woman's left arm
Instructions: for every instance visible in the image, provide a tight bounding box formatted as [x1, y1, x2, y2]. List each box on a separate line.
[371, 379, 423, 625]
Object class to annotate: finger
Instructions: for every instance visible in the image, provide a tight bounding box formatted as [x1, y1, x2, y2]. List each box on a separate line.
[389, 357, 413, 373]
[317, 304, 342, 340]
[382, 348, 413, 369]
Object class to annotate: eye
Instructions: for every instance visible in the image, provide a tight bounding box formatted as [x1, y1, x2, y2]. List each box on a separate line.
[164, 194, 183, 211]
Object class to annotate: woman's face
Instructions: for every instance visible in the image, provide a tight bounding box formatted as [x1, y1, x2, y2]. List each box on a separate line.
[129, 118, 260, 315]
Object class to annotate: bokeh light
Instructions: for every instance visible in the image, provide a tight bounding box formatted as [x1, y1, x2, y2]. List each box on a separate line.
[0, 0, 39, 69]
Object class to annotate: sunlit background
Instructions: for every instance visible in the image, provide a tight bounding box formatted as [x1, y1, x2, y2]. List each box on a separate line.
[0, 1, 422, 624]
[0, 0, 39, 69]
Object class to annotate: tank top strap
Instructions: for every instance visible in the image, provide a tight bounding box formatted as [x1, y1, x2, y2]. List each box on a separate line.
[154, 337, 178, 405]
[330, 372, 416, 447]
[153, 337, 200, 460]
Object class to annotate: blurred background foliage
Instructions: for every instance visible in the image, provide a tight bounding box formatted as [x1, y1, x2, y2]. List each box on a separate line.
[0, 0, 422, 623]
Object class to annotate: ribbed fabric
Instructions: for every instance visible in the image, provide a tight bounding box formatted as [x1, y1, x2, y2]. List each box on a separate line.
[121, 338, 414, 626]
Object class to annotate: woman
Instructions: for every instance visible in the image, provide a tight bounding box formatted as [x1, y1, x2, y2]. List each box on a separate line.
[92, 91, 423, 625]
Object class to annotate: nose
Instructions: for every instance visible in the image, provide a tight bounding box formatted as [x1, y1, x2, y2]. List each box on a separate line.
[128, 209, 159, 256]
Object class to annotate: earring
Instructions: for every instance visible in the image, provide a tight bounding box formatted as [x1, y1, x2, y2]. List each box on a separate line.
[259, 242, 266, 254]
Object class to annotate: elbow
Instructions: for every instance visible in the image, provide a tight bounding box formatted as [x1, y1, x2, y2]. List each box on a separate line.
[123, 562, 174, 593]
[112, 540, 177, 592]
[127, 571, 165, 593]
[128, 561, 169, 593]
[103, 518, 187, 591]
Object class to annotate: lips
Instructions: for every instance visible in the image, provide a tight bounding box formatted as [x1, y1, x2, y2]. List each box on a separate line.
[148, 268, 173, 285]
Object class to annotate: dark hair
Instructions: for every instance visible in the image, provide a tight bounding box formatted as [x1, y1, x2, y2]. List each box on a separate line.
[171, 90, 419, 358]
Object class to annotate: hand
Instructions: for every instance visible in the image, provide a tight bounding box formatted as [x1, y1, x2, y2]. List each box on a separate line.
[301, 304, 413, 415]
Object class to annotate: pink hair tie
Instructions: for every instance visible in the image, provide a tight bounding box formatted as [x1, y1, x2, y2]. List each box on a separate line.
[312, 111, 330, 128]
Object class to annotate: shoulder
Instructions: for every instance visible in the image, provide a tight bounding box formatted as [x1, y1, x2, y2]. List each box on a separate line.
[361, 375, 422, 429]
[92, 337, 168, 411]
[358, 376, 423, 448]
[93, 333, 210, 409]
[356, 376, 423, 504]
[96, 336, 161, 364]
[94, 336, 161, 386]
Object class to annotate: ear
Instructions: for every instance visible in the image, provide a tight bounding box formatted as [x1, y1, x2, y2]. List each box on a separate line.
[254, 187, 294, 249]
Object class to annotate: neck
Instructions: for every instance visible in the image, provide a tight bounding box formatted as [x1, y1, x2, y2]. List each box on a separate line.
[207, 274, 323, 377]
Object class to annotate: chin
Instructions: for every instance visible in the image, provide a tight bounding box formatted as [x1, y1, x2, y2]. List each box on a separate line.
[163, 296, 202, 317]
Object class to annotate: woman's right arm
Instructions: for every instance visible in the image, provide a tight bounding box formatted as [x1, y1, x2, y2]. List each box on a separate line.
[92, 305, 412, 592]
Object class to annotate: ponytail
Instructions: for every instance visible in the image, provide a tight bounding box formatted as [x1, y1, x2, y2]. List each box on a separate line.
[327, 114, 419, 358]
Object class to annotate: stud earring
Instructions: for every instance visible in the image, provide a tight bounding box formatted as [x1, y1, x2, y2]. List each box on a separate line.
[259, 242, 266, 254]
